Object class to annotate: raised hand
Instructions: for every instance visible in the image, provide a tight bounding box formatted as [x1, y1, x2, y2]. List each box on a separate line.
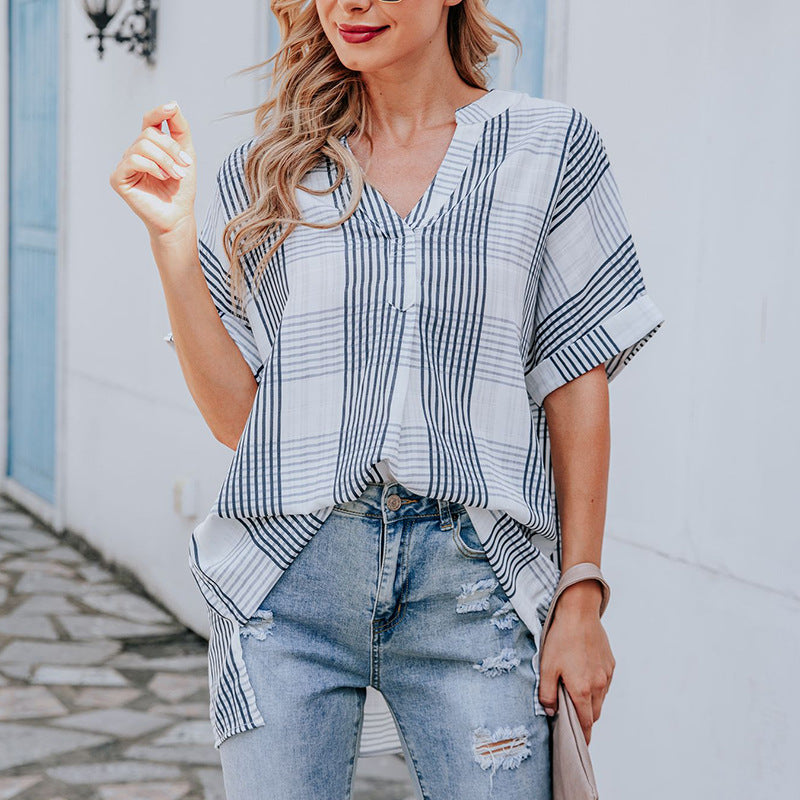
[109, 100, 197, 238]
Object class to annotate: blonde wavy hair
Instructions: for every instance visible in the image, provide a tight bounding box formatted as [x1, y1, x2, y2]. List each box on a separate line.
[223, 0, 521, 312]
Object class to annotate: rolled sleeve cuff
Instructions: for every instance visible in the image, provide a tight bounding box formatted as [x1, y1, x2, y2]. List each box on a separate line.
[218, 313, 264, 383]
[525, 294, 665, 406]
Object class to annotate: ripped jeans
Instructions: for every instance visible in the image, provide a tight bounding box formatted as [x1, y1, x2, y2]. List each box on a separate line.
[218, 480, 552, 800]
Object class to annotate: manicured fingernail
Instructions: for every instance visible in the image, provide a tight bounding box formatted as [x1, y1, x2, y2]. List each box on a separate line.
[545, 707, 555, 716]
[163, 101, 177, 111]
[178, 150, 192, 166]
[172, 164, 186, 178]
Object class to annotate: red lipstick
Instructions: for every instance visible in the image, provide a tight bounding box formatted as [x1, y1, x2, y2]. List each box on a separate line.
[338, 24, 389, 44]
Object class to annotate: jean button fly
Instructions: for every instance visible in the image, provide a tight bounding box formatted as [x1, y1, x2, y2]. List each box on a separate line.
[386, 494, 402, 511]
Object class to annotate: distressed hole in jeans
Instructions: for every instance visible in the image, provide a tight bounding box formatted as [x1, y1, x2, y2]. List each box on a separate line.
[240, 609, 275, 640]
[456, 577, 498, 613]
[473, 647, 520, 677]
[491, 600, 520, 630]
[473, 724, 531, 781]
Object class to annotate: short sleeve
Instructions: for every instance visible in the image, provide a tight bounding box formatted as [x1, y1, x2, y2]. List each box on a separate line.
[525, 109, 665, 406]
[164, 163, 264, 384]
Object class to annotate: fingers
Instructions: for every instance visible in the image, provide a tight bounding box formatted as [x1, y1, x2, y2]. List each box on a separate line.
[565, 679, 595, 745]
[161, 102, 191, 139]
[590, 690, 605, 734]
[116, 122, 192, 184]
[141, 101, 194, 160]
[591, 666, 613, 727]
[543, 673, 601, 745]
[127, 152, 172, 182]
[111, 101, 198, 199]
[137, 134, 191, 180]
[564, 673, 615, 745]
[141, 100, 190, 141]
[538, 664, 559, 717]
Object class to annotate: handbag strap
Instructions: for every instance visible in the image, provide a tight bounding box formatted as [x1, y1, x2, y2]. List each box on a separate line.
[540, 562, 611, 643]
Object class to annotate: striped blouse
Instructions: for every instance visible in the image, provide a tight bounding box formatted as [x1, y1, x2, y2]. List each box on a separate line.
[165, 89, 665, 754]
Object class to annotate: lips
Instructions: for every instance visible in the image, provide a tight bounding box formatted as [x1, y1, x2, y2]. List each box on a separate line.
[337, 24, 389, 44]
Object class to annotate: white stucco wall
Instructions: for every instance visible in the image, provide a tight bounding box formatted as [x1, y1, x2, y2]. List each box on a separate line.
[61, 0, 272, 631]
[561, 2, 799, 797]
[2, 0, 796, 795]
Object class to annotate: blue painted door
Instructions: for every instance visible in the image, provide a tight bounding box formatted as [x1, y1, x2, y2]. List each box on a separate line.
[7, 0, 59, 502]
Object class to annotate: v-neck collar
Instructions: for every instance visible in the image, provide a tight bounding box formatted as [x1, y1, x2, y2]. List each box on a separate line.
[342, 89, 518, 234]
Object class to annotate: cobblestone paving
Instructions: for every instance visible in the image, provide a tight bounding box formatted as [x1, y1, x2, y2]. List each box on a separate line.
[0, 496, 415, 799]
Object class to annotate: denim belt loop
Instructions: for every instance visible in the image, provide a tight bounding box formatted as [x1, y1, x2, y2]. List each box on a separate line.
[437, 498, 454, 531]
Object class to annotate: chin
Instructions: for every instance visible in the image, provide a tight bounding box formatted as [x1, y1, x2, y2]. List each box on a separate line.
[331, 49, 390, 74]
[336, 46, 417, 78]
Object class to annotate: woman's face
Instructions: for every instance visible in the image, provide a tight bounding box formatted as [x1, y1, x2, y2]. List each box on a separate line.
[315, 0, 462, 74]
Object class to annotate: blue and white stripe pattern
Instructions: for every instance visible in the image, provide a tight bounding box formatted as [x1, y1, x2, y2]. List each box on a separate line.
[166, 89, 665, 753]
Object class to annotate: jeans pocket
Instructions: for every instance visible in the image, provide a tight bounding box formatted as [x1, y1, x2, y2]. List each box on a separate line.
[451, 512, 489, 560]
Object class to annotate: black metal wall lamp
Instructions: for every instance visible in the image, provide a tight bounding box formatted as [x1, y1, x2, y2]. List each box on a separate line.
[81, 0, 158, 64]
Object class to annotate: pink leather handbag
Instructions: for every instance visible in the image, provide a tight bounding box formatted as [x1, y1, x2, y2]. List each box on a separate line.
[540, 562, 612, 800]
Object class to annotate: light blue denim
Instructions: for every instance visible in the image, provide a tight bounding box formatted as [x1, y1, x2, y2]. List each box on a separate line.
[219, 480, 552, 799]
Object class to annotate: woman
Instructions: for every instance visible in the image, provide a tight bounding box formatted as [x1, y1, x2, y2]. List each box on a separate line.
[111, 1, 664, 797]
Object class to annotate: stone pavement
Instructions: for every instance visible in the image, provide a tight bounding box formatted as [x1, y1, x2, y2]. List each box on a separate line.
[0, 495, 415, 799]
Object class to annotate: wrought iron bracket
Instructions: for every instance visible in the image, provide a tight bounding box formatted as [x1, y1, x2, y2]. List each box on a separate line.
[84, 0, 158, 65]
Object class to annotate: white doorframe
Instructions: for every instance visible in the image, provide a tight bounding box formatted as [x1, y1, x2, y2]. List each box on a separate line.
[543, 0, 570, 101]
